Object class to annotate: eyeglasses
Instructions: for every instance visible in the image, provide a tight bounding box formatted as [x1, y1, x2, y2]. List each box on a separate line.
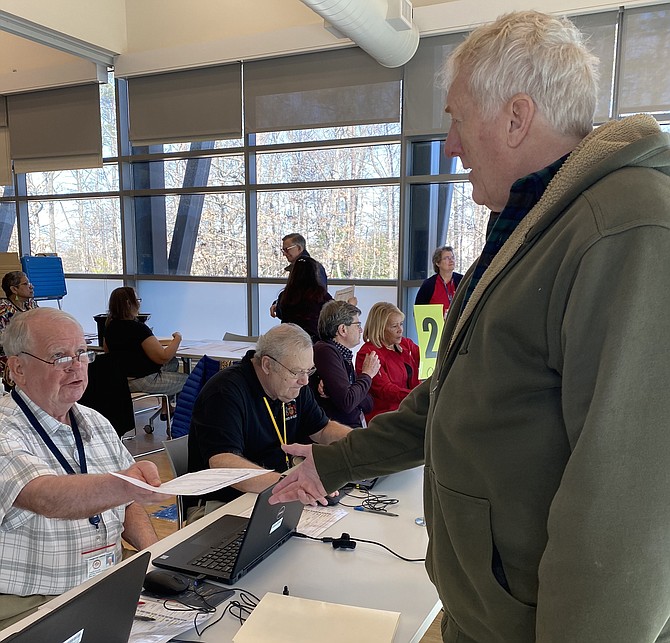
[281, 244, 298, 254]
[20, 350, 96, 370]
[348, 321, 362, 328]
[267, 355, 316, 378]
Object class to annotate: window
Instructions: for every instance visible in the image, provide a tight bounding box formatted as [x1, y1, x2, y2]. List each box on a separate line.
[28, 197, 122, 273]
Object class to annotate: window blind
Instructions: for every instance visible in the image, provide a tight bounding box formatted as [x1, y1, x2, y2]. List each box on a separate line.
[570, 11, 617, 123]
[7, 83, 102, 174]
[127, 64, 242, 146]
[244, 48, 402, 133]
[0, 97, 9, 185]
[403, 33, 466, 137]
[618, 3, 670, 115]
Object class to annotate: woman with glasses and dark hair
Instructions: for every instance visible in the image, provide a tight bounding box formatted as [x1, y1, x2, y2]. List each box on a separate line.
[355, 302, 420, 422]
[0, 272, 39, 386]
[275, 256, 332, 342]
[311, 300, 380, 428]
[415, 245, 463, 316]
[0, 271, 38, 337]
[103, 287, 186, 418]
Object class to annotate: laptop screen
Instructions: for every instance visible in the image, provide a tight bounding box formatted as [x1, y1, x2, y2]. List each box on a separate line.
[2, 551, 150, 643]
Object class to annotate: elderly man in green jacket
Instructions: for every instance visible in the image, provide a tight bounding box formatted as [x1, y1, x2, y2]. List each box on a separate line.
[271, 10, 670, 643]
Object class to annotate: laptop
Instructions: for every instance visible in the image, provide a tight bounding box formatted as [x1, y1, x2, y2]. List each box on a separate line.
[152, 483, 304, 585]
[343, 476, 387, 491]
[3, 551, 150, 643]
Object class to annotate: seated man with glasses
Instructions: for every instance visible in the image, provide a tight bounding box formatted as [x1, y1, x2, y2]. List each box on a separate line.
[186, 323, 350, 521]
[0, 308, 168, 629]
[311, 301, 380, 428]
[270, 233, 328, 318]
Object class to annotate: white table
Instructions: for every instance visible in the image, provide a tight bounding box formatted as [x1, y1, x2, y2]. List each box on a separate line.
[176, 339, 256, 372]
[147, 466, 440, 642]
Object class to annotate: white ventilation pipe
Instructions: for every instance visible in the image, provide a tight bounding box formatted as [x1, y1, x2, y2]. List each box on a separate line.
[300, 0, 419, 68]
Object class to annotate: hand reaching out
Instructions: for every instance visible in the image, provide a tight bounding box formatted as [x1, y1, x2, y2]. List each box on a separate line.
[270, 444, 329, 507]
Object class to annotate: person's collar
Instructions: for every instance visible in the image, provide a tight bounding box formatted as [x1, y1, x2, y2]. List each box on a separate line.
[330, 339, 353, 361]
[13, 387, 88, 436]
[249, 355, 278, 402]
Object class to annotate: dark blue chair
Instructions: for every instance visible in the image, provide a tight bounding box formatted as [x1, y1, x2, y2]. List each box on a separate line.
[170, 355, 220, 438]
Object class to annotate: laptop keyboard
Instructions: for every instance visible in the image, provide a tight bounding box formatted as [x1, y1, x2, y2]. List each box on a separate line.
[190, 530, 245, 574]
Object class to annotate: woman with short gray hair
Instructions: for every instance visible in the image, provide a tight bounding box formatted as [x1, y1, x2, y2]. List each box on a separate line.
[311, 300, 380, 428]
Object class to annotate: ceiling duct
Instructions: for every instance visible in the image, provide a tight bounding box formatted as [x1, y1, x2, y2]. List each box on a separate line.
[300, 0, 419, 68]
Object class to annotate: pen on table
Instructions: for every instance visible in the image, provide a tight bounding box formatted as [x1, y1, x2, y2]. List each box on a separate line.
[134, 615, 156, 622]
[354, 507, 398, 517]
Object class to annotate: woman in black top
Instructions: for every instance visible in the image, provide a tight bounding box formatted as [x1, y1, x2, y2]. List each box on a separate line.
[103, 287, 187, 414]
[275, 256, 332, 342]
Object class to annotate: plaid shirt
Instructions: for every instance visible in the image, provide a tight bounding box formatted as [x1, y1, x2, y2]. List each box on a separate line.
[0, 390, 134, 596]
[462, 155, 567, 309]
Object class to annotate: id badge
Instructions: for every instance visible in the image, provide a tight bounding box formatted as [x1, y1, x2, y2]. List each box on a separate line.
[83, 544, 116, 579]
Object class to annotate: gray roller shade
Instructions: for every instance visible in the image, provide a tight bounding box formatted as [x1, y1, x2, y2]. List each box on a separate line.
[127, 64, 242, 145]
[570, 11, 617, 123]
[8, 83, 102, 174]
[403, 33, 465, 137]
[244, 48, 402, 133]
[618, 3, 670, 115]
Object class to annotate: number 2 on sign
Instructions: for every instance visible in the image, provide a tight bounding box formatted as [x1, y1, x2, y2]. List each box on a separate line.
[414, 304, 444, 380]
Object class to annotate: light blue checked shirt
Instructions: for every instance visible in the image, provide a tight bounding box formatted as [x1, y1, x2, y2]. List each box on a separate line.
[0, 389, 134, 596]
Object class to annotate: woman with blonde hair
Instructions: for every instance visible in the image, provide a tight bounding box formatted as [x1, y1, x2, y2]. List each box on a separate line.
[355, 302, 419, 422]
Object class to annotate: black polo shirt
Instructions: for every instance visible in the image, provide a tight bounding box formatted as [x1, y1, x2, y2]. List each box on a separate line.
[187, 350, 329, 504]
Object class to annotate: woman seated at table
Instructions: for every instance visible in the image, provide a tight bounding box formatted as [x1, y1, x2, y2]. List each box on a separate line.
[0, 271, 38, 336]
[104, 287, 187, 418]
[0, 271, 39, 387]
[414, 245, 463, 316]
[312, 300, 380, 428]
[275, 256, 332, 342]
[355, 302, 420, 422]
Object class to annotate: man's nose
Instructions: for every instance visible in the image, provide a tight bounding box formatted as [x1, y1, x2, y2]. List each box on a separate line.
[444, 128, 461, 158]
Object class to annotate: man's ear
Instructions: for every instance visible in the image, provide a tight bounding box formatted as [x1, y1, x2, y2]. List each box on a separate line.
[6, 356, 23, 384]
[506, 93, 535, 148]
[260, 355, 271, 375]
[336, 324, 347, 338]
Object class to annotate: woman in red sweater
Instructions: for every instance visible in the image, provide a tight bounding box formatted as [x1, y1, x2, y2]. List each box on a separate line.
[355, 302, 420, 422]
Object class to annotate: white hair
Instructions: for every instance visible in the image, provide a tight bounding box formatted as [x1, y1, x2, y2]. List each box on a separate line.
[442, 10, 599, 138]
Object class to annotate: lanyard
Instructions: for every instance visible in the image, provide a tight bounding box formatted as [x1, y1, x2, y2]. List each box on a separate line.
[440, 276, 456, 304]
[11, 390, 101, 529]
[263, 397, 289, 469]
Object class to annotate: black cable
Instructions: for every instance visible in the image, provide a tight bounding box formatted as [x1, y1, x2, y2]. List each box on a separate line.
[295, 532, 425, 563]
[196, 588, 260, 635]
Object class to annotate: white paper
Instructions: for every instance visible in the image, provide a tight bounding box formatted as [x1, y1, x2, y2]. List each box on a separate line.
[128, 597, 217, 643]
[233, 593, 400, 643]
[238, 503, 347, 538]
[111, 468, 270, 495]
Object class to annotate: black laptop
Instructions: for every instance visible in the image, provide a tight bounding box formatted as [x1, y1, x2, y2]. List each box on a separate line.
[343, 476, 386, 491]
[3, 551, 150, 643]
[152, 483, 304, 585]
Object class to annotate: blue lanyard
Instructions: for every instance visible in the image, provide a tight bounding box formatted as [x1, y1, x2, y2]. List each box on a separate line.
[11, 390, 101, 528]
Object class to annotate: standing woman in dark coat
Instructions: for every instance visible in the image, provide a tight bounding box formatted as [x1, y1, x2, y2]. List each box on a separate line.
[275, 256, 332, 342]
[415, 246, 463, 317]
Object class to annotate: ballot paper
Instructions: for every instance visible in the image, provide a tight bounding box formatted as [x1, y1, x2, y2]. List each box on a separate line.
[128, 596, 216, 643]
[111, 468, 270, 495]
[233, 593, 400, 643]
[238, 502, 347, 538]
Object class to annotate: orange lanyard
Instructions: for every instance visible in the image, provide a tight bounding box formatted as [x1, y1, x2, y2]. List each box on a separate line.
[263, 397, 289, 469]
